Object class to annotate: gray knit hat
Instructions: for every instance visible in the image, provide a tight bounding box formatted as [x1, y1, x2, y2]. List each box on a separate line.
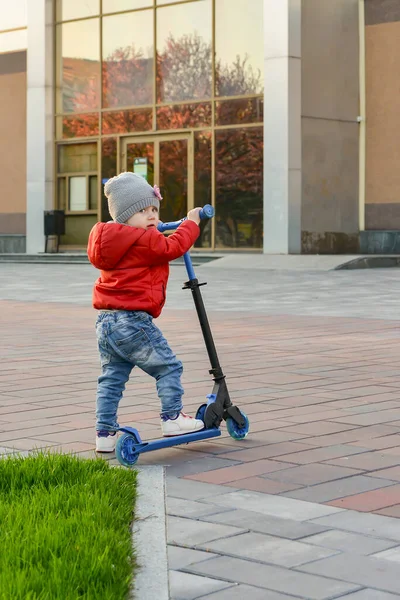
[104, 172, 161, 223]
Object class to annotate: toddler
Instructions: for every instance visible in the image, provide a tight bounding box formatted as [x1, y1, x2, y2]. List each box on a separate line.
[87, 171, 204, 452]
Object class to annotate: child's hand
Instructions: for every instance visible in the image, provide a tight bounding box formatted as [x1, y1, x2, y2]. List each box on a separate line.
[187, 207, 201, 225]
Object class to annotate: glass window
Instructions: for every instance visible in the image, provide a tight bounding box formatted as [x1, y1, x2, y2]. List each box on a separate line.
[89, 176, 98, 209]
[0, 1, 27, 31]
[194, 131, 211, 248]
[157, 0, 212, 103]
[57, 113, 100, 139]
[59, 143, 98, 173]
[216, 98, 263, 126]
[57, 19, 100, 113]
[215, 0, 263, 97]
[56, 0, 99, 22]
[102, 11, 154, 108]
[102, 109, 152, 134]
[215, 127, 263, 248]
[69, 176, 87, 211]
[101, 138, 117, 221]
[157, 103, 211, 130]
[57, 178, 67, 211]
[103, 0, 152, 13]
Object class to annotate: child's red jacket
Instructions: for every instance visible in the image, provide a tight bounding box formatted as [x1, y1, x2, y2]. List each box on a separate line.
[87, 220, 200, 318]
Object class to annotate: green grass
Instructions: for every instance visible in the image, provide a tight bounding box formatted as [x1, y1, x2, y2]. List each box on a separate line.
[0, 452, 137, 600]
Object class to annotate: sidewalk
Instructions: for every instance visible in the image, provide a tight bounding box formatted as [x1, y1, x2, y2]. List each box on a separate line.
[2, 263, 400, 598]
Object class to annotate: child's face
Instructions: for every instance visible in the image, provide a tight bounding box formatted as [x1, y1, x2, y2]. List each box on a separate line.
[126, 206, 159, 230]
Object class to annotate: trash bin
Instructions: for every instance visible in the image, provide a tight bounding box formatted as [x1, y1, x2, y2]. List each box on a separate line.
[44, 210, 65, 252]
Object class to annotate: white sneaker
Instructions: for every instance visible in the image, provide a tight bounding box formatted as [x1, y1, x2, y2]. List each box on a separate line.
[96, 430, 117, 452]
[161, 412, 204, 437]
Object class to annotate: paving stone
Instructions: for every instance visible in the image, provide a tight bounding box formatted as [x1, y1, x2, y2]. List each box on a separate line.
[197, 584, 295, 599]
[302, 530, 398, 555]
[197, 508, 329, 540]
[376, 505, 400, 518]
[264, 463, 362, 486]
[368, 466, 400, 482]
[203, 489, 343, 521]
[311, 510, 400, 542]
[169, 570, 232, 600]
[183, 459, 295, 485]
[167, 497, 231, 519]
[325, 452, 400, 471]
[167, 516, 245, 546]
[185, 555, 361, 599]
[373, 546, 400, 563]
[275, 444, 370, 464]
[167, 546, 218, 570]
[198, 531, 338, 568]
[285, 475, 396, 503]
[225, 476, 302, 494]
[166, 456, 242, 477]
[327, 484, 400, 512]
[338, 591, 400, 600]
[166, 476, 238, 500]
[299, 553, 400, 595]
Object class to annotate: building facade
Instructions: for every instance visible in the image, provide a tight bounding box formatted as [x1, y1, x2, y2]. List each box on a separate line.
[0, 0, 398, 254]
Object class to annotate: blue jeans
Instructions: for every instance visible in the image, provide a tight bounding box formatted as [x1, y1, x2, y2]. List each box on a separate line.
[95, 310, 184, 431]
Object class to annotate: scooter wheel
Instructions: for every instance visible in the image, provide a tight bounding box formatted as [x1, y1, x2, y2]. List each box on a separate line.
[226, 411, 250, 440]
[196, 404, 207, 422]
[116, 433, 140, 467]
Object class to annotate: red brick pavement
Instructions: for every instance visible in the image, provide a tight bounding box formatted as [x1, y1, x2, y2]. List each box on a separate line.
[2, 299, 400, 516]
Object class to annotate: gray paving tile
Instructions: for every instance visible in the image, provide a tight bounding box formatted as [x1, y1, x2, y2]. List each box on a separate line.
[303, 529, 398, 556]
[169, 570, 232, 600]
[167, 516, 245, 546]
[264, 463, 362, 486]
[311, 510, 400, 542]
[198, 584, 294, 599]
[373, 546, 400, 563]
[299, 553, 400, 594]
[166, 456, 241, 477]
[167, 546, 218, 570]
[197, 508, 329, 540]
[284, 475, 396, 503]
[198, 531, 338, 568]
[167, 496, 231, 519]
[341, 590, 400, 600]
[203, 489, 343, 521]
[166, 476, 238, 500]
[186, 555, 361, 599]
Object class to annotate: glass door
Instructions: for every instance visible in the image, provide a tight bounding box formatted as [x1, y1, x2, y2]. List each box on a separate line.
[121, 134, 193, 223]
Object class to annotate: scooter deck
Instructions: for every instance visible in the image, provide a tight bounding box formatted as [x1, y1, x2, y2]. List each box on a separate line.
[119, 426, 221, 455]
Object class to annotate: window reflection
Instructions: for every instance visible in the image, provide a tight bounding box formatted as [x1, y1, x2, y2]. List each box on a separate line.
[126, 143, 155, 186]
[101, 138, 117, 221]
[102, 11, 154, 107]
[56, 0, 99, 22]
[194, 131, 211, 248]
[156, 0, 212, 103]
[58, 19, 100, 113]
[215, 0, 263, 96]
[215, 128, 263, 248]
[59, 143, 98, 174]
[216, 98, 263, 126]
[159, 140, 188, 222]
[0, 1, 27, 30]
[157, 103, 211, 130]
[103, 0, 152, 13]
[102, 109, 152, 134]
[58, 113, 100, 139]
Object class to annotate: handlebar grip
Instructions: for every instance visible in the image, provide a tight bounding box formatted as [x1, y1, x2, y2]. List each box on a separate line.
[199, 204, 214, 220]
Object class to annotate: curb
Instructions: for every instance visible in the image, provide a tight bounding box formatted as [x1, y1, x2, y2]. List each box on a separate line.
[131, 465, 170, 600]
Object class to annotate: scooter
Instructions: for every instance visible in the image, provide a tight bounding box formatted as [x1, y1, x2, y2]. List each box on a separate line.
[115, 205, 250, 467]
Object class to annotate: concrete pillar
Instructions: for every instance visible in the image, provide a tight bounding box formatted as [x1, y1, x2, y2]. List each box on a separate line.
[26, 0, 54, 254]
[263, 0, 301, 254]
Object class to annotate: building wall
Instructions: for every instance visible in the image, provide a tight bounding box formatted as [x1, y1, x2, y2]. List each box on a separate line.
[365, 0, 400, 229]
[301, 0, 360, 253]
[0, 50, 27, 235]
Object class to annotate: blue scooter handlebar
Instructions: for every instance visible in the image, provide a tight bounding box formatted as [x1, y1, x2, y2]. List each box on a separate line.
[157, 204, 214, 232]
